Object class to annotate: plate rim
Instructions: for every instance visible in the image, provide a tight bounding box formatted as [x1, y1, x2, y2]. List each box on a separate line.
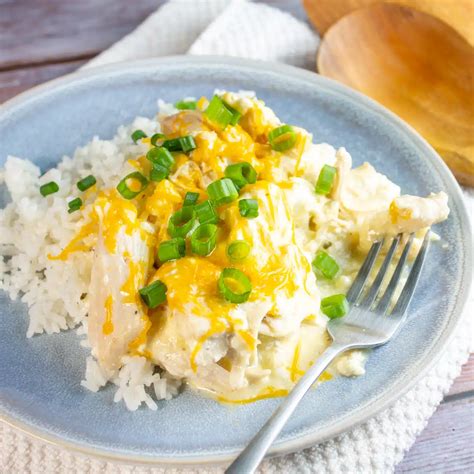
[0, 55, 472, 466]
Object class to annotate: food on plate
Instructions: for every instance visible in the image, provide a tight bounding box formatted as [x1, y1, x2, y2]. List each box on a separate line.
[0, 91, 449, 410]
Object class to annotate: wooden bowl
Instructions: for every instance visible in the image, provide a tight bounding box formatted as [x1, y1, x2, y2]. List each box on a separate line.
[317, 3, 474, 186]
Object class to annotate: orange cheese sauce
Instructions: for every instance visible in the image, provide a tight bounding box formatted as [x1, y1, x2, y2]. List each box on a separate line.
[217, 386, 290, 405]
[389, 200, 413, 224]
[120, 259, 146, 305]
[102, 295, 114, 335]
[49, 190, 154, 260]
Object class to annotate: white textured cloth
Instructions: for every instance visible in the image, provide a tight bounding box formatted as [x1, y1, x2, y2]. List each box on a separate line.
[2, 1, 473, 472]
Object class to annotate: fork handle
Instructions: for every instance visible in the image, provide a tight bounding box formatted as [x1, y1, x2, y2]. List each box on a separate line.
[225, 343, 347, 474]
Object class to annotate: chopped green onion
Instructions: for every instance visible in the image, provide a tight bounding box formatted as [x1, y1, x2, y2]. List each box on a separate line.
[320, 294, 348, 319]
[224, 162, 257, 189]
[315, 165, 337, 195]
[146, 147, 175, 169]
[191, 224, 217, 256]
[218, 268, 252, 304]
[175, 100, 197, 110]
[225, 102, 242, 126]
[150, 164, 170, 182]
[268, 125, 297, 152]
[158, 237, 186, 263]
[161, 138, 181, 152]
[204, 95, 233, 129]
[179, 136, 197, 153]
[312, 250, 340, 279]
[150, 133, 166, 146]
[40, 181, 59, 197]
[227, 240, 251, 262]
[183, 191, 199, 207]
[131, 129, 147, 143]
[162, 136, 196, 153]
[67, 197, 82, 213]
[139, 280, 167, 308]
[76, 175, 96, 192]
[168, 207, 196, 237]
[195, 200, 218, 224]
[207, 178, 239, 206]
[116, 172, 148, 199]
[239, 199, 259, 218]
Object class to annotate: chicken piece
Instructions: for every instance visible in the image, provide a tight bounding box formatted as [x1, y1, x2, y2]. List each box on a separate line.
[87, 197, 155, 377]
[160, 110, 203, 137]
[146, 183, 320, 397]
[147, 293, 271, 395]
[330, 147, 352, 201]
[389, 192, 450, 232]
[338, 162, 449, 249]
[357, 192, 449, 250]
[340, 162, 400, 215]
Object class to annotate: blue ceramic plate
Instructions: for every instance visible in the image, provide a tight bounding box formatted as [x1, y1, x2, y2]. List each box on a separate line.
[0, 57, 471, 466]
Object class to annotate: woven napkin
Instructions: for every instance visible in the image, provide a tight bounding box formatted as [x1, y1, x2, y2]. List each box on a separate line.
[2, 0, 472, 472]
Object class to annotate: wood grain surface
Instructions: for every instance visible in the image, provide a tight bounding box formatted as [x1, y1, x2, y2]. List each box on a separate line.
[302, 0, 474, 45]
[317, 2, 474, 186]
[0, 1, 472, 471]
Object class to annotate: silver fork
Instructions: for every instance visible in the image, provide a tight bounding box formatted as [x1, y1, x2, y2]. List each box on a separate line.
[226, 232, 430, 474]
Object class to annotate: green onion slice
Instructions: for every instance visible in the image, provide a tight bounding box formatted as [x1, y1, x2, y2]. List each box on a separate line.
[315, 165, 337, 195]
[175, 100, 197, 110]
[207, 178, 239, 206]
[146, 147, 175, 169]
[179, 136, 197, 153]
[183, 191, 199, 207]
[158, 237, 186, 263]
[116, 172, 148, 199]
[150, 133, 166, 146]
[76, 175, 96, 192]
[224, 162, 257, 189]
[150, 164, 170, 182]
[161, 138, 182, 152]
[191, 224, 217, 256]
[218, 268, 252, 304]
[168, 206, 196, 237]
[320, 294, 348, 319]
[40, 181, 59, 197]
[268, 125, 297, 152]
[162, 136, 196, 153]
[204, 95, 240, 129]
[227, 240, 251, 262]
[239, 199, 259, 218]
[139, 280, 167, 309]
[131, 129, 147, 143]
[312, 250, 340, 279]
[67, 197, 82, 213]
[204, 95, 233, 129]
[225, 103, 242, 126]
[195, 200, 218, 224]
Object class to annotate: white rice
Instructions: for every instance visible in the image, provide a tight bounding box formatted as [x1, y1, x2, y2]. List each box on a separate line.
[0, 101, 182, 410]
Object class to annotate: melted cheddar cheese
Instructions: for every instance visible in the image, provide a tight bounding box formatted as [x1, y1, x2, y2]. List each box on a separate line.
[51, 91, 449, 404]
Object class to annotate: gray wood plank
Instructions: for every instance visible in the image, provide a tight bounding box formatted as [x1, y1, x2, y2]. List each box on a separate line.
[448, 354, 474, 396]
[0, 0, 309, 70]
[396, 397, 474, 472]
[0, 61, 85, 103]
[0, 0, 163, 68]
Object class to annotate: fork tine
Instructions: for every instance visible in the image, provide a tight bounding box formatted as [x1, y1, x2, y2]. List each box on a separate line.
[389, 231, 430, 317]
[358, 235, 401, 309]
[346, 239, 384, 304]
[375, 233, 415, 314]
